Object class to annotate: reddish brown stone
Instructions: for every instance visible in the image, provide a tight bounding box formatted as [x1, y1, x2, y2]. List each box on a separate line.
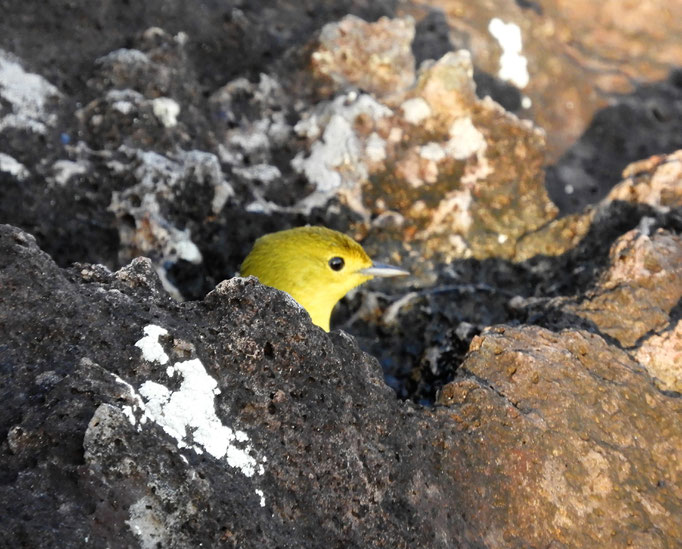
[568, 228, 682, 347]
[437, 326, 682, 547]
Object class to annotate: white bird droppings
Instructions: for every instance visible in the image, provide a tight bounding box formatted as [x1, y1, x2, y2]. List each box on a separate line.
[446, 117, 486, 160]
[152, 97, 181, 128]
[0, 49, 61, 134]
[255, 489, 266, 507]
[0, 153, 30, 180]
[138, 358, 261, 476]
[135, 325, 170, 365]
[292, 92, 392, 196]
[488, 18, 529, 89]
[174, 239, 203, 264]
[400, 97, 432, 125]
[131, 325, 265, 478]
[365, 132, 387, 163]
[420, 142, 446, 162]
[51, 160, 88, 186]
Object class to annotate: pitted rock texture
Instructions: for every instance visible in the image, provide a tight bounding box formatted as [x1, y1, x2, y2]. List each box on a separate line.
[424, 0, 682, 159]
[608, 149, 682, 210]
[0, 225, 466, 548]
[635, 318, 682, 393]
[2, 224, 682, 547]
[437, 326, 682, 548]
[2, 2, 682, 545]
[568, 228, 682, 348]
[311, 15, 416, 98]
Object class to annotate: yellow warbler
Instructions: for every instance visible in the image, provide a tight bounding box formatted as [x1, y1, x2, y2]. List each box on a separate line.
[241, 226, 408, 331]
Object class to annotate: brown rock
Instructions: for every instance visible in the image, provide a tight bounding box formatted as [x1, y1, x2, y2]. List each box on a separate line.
[635, 319, 682, 393]
[296, 38, 559, 267]
[514, 147, 682, 262]
[607, 149, 682, 209]
[311, 15, 416, 98]
[568, 228, 682, 347]
[437, 325, 682, 547]
[422, 0, 682, 161]
[369, 53, 557, 263]
[408, 50, 478, 132]
[514, 210, 594, 261]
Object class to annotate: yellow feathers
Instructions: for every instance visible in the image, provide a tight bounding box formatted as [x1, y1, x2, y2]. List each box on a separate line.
[241, 226, 408, 331]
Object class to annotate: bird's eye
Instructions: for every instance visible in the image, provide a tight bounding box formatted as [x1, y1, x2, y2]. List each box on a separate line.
[328, 256, 345, 271]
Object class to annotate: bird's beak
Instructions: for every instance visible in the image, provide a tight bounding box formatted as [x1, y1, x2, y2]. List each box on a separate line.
[358, 263, 410, 278]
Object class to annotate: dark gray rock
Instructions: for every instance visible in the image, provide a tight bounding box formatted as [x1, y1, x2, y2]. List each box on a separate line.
[0, 224, 467, 548]
[3, 224, 681, 547]
[546, 71, 682, 214]
[1, 1, 682, 544]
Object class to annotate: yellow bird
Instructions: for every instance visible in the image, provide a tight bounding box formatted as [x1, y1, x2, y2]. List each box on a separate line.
[241, 226, 408, 331]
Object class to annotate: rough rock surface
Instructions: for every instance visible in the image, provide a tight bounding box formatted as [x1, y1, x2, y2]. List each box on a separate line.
[311, 15, 416, 98]
[0, 225, 466, 548]
[635, 319, 682, 393]
[608, 149, 682, 210]
[568, 228, 682, 348]
[3, 224, 682, 547]
[2, 1, 682, 547]
[298, 30, 556, 265]
[410, 0, 682, 213]
[438, 326, 682, 548]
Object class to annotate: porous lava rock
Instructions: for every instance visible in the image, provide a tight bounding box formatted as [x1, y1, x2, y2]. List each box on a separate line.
[437, 325, 682, 548]
[2, 221, 682, 547]
[0, 224, 466, 548]
[2, 1, 682, 546]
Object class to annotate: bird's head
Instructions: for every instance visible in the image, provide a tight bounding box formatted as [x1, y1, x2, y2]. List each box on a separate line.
[240, 226, 408, 331]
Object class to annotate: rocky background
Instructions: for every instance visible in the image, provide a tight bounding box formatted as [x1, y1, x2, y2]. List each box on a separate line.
[1, 0, 681, 547]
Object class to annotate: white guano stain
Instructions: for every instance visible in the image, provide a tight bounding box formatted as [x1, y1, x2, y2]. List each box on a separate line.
[130, 325, 265, 479]
[138, 358, 263, 473]
[0, 49, 61, 133]
[135, 325, 170, 365]
[174, 239, 203, 264]
[488, 18, 529, 89]
[365, 132, 387, 163]
[0, 152, 30, 180]
[51, 160, 88, 186]
[152, 97, 181, 128]
[255, 489, 266, 507]
[420, 142, 446, 162]
[446, 117, 487, 160]
[291, 92, 392, 195]
[400, 97, 431, 124]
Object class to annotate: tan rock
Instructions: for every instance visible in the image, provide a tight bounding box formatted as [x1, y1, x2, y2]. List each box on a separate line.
[514, 210, 594, 261]
[299, 28, 560, 265]
[419, 0, 682, 160]
[310, 15, 416, 98]
[635, 319, 682, 392]
[568, 228, 682, 347]
[607, 149, 682, 209]
[514, 148, 682, 262]
[436, 325, 682, 546]
[408, 50, 478, 133]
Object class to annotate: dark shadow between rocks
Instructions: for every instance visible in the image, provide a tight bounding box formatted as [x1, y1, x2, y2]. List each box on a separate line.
[546, 69, 682, 215]
[341, 201, 681, 405]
